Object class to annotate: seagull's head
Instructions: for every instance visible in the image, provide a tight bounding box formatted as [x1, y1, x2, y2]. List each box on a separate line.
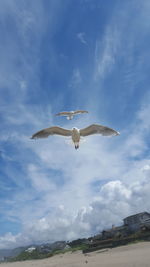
[72, 127, 80, 134]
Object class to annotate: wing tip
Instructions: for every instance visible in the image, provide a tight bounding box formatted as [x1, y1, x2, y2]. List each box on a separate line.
[81, 110, 88, 113]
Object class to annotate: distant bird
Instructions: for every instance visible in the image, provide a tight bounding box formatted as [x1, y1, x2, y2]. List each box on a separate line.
[31, 124, 120, 149]
[55, 110, 88, 120]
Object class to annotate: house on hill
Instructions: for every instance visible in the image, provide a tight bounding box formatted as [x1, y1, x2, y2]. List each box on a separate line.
[123, 212, 150, 231]
[87, 211, 150, 246]
[92, 211, 150, 242]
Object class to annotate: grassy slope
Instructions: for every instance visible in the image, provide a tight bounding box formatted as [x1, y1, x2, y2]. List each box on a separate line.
[9, 244, 88, 262]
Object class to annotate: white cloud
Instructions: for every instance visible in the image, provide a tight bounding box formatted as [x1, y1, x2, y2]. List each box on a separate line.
[27, 164, 56, 192]
[0, 232, 30, 250]
[94, 26, 120, 80]
[69, 69, 82, 88]
[1, 166, 150, 249]
[142, 165, 150, 171]
[77, 32, 87, 44]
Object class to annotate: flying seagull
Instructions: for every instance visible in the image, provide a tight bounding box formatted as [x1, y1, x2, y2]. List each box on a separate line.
[31, 124, 120, 149]
[55, 110, 88, 120]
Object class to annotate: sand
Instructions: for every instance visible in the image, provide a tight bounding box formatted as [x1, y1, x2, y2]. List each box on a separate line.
[1, 242, 150, 267]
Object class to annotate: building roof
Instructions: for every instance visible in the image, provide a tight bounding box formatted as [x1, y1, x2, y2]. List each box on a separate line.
[123, 212, 150, 221]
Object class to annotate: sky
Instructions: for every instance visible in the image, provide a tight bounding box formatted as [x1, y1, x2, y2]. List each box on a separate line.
[0, 0, 150, 249]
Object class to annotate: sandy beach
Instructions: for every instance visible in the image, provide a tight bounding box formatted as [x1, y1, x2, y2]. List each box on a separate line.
[0, 242, 150, 267]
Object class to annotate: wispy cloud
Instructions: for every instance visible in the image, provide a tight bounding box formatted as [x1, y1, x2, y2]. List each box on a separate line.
[69, 69, 82, 88]
[94, 26, 120, 80]
[77, 32, 87, 45]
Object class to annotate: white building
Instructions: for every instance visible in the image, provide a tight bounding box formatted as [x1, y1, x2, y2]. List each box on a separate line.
[25, 247, 36, 253]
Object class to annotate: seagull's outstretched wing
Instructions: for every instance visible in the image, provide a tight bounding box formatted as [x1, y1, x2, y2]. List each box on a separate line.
[74, 110, 88, 115]
[55, 110, 88, 116]
[55, 111, 71, 117]
[31, 126, 72, 139]
[80, 124, 120, 137]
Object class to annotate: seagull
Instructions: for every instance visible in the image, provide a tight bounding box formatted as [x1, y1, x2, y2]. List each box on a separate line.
[55, 110, 88, 120]
[31, 124, 120, 149]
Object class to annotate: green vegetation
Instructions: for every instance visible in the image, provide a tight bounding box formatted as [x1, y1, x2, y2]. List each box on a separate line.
[9, 244, 89, 262]
[130, 230, 150, 238]
[51, 244, 88, 256]
[9, 249, 53, 262]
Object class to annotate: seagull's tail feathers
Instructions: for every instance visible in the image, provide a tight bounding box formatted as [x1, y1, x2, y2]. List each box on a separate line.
[67, 116, 73, 120]
[74, 142, 79, 150]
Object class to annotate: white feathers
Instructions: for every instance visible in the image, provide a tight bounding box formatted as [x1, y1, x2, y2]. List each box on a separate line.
[55, 110, 88, 120]
[31, 124, 120, 149]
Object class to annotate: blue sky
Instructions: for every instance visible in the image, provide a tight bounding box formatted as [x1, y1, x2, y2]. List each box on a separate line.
[1, 0, 150, 248]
